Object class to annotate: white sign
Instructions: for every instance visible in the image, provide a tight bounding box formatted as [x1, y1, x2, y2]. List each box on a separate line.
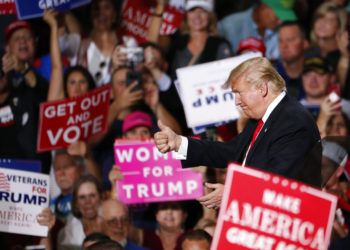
[0, 167, 50, 237]
[176, 53, 262, 128]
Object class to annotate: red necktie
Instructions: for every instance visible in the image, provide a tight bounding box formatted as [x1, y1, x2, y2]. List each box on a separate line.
[250, 119, 264, 148]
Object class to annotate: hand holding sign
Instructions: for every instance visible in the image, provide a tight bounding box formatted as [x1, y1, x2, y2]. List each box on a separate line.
[197, 182, 224, 209]
[154, 120, 182, 153]
[37, 208, 56, 231]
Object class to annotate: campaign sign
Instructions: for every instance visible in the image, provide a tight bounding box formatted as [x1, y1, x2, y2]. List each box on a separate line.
[15, 0, 91, 20]
[114, 140, 203, 204]
[0, 0, 16, 15]
[0, 158, 41, 172]
[119, 0, 184, 44]
[0, 167, 50, 237]
[37, 85, 110, 152]
[212, 164, 337, 250]
[176, 53, 261, 128]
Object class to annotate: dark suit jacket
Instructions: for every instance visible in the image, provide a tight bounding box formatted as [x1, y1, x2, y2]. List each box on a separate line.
[182, 94, 322, 187]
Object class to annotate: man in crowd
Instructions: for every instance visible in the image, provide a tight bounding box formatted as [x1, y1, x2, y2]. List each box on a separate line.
[182, 229, 212, 250]
[275, 21, 309, 99]
[0, 48, 51, 173]
[100, 199, 147, 250]
[218, 0, 297, 60]
[155, 57, 321, 209]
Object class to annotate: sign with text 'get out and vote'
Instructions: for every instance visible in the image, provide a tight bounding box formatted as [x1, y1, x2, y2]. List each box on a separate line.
[114, 140, 203, 204]
[0, 167, 50, 237]
[37, 85, 110, 152]
[212, 164, 337, 250]
[15, 0, 91, 20]
[176, 52, 262, 128]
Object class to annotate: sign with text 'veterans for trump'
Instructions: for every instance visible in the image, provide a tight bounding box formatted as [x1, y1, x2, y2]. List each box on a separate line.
[212, 164, 337, 250]
[0, 167, 50, 237]
[176, 52, 261, 128]
[114, 140, 203, 204]
[37, 85, 110, 152]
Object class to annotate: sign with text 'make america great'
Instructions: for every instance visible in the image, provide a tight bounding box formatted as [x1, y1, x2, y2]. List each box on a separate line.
[0, 167, 50, 237]
[212, 164, 337, 250]
[114, 140, 203, 204]
[37, 85, 110, 152]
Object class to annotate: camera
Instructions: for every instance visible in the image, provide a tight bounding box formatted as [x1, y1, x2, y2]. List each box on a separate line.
[120, 47, 144, 66]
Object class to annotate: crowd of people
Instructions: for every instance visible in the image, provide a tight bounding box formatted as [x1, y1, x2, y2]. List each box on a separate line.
[1, 0, 350, 249]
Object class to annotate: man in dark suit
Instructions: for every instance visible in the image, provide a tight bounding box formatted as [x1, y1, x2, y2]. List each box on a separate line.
[154, 57, 321, 209]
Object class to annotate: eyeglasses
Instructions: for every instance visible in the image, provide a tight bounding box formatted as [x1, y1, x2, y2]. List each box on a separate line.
[106, 216, 129, 226]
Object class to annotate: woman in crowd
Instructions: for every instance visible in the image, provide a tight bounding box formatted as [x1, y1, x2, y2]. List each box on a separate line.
[77, 0, 120, 86]
[44, 9, 96, 101]
[58, 175, 103, 249]
[128, 202, 187, 250]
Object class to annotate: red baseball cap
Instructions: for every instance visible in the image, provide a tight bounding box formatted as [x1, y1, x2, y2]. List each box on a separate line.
[237, 37, 266, 56]
[5, 20, 33, 41]
[122, 111, 153, 134]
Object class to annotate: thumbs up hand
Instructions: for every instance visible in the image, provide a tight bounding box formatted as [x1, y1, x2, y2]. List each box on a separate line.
[154, 120, 182, 153]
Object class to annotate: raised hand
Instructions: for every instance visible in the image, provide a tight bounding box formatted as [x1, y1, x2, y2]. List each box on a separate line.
[154, 120, 181, 153]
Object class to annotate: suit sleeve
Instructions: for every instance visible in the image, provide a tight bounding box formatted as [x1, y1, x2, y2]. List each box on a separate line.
[181, 134, 246, 168]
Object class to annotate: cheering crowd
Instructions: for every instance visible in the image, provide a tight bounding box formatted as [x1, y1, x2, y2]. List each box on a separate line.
[1, 0, 350, 249]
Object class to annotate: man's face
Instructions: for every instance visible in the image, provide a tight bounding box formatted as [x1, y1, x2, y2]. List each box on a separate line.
[232, 78, 265, 120]
[102, 201, 129, 242]
[302, 71, 330, 99]
[7, 28, 35, 62]
[54, 154, 80, 195]
[182, 239, 210, 250]
[279, 25, 306, 63]
[259, 5, 281, 30]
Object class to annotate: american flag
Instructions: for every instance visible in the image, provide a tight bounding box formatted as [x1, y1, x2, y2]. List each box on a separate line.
[0, 171, 10, 192]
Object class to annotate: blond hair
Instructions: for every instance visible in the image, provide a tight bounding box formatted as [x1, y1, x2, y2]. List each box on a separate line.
[225, 57, 286, 94]
[310, 2, 347, 45]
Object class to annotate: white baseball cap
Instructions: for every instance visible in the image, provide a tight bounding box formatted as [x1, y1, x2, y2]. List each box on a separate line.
[185, 0, 214, 12]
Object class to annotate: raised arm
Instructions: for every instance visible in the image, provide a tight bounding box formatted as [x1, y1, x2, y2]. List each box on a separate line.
[43, 9, 65, 101]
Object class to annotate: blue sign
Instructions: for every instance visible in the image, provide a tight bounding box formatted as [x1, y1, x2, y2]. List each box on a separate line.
[15, 0, 91, 20]
[0, 158, 41, 172]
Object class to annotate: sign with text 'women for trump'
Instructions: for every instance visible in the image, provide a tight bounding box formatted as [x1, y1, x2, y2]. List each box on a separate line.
[0, 167, 49, 237]
[114, 140, 203, 204]
[37, 85, 110, 152]
[212, 164, 337, 250]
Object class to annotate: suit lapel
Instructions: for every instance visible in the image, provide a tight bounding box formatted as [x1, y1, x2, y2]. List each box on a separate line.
[246, 95, 289, 162]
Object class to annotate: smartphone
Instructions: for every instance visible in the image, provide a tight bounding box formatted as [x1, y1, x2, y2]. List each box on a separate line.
[126, 71, 142, 92]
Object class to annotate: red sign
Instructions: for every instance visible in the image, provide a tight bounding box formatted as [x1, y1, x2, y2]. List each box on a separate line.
[37, 85, 110, 152]
[119, 0, 184, 44]
[0, 0, 16, 15]
[212, 164, 337, 250]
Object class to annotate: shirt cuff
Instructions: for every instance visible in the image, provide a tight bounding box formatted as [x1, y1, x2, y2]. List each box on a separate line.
[173, 136, 188, 160]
